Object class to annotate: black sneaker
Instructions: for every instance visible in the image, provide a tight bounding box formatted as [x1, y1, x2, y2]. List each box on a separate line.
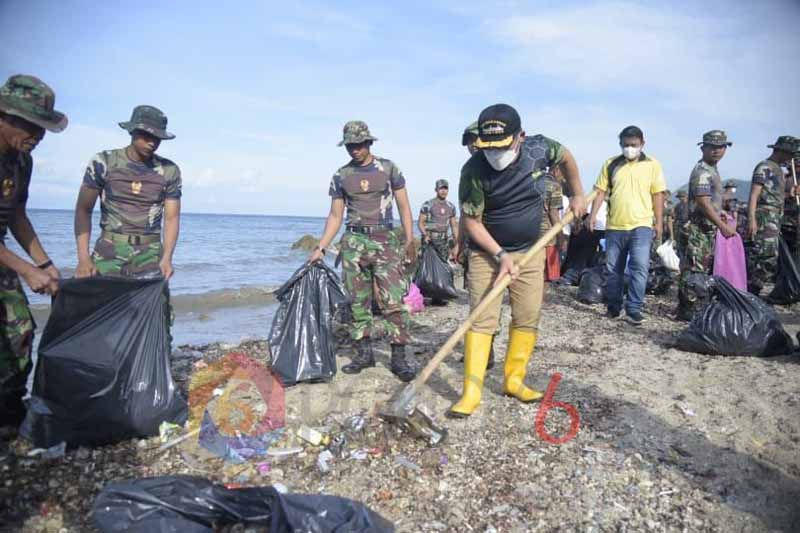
[607, 308, 622, 319]
[627, 311, 645, 325]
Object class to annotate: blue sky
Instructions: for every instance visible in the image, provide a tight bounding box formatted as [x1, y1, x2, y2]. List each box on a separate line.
[3, 0, 799, 216]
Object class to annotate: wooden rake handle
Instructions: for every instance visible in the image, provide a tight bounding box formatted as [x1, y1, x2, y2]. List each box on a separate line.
[413, 190, 598, 387]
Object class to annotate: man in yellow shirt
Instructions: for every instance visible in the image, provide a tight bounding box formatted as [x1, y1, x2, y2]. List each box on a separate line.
[589, 126, 665, 325]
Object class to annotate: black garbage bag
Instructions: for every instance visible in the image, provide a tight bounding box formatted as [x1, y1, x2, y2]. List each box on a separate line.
[676, 272, 714, 321]
[20, 277, 187, 448]
[577, 266, 606, 304]
[646, 264, 674, 296]
[414, 244, 458, 301]
[268, 261, 349, 386]
[676, 276, 794, 357]
[767, 237, 800, 305]
[92, 475, 395, 533]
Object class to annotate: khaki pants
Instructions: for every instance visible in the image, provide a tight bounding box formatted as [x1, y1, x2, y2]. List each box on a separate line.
[467, 248, 545, 335]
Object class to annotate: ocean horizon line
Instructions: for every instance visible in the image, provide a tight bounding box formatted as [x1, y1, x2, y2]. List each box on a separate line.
[26, 207, 328, 219]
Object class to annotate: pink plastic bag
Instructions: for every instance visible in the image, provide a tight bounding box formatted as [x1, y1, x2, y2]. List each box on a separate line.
[713, 213, 747, 291]
[403, 282, 425, 313]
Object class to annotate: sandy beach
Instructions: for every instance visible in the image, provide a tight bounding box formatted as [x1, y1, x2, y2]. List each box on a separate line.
[2, 274, 799, 532]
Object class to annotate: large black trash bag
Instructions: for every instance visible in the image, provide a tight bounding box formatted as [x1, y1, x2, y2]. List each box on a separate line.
[646, 262, 674, 296]
[676, 272, 714, 321]
[577, 266, 606, 304]
[268, 261, 349, 386]
[20, 277, 187, 448]
[414, 244, 458, 300]
[676, 276, 794, 357]
[767, 237, 800, 305]
[92, 475, 395, 533]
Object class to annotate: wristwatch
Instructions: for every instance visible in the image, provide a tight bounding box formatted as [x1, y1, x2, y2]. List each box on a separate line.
[493, 249, 507, 264]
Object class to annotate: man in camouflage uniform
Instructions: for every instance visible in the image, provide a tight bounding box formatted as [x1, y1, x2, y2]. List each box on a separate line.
[678, 130, 737, 319]
[308, 121, 417, 382]
[782, 150, 800, 259]
[541, 173, 563, 279]
[74, 105, 181, 280]
[418, 178, 458, 264]
[0, 75, 67, 428]
[673, 190, 689, 260]
[744, 136, 797, 296]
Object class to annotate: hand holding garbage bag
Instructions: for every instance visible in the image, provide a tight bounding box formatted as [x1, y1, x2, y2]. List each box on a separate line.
[676, 276, 794, 357]
[413, 243, 458, 301]
[268, 261, 349, 386]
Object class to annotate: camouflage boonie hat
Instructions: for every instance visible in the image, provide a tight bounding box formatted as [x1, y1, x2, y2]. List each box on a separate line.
[0, 74, 67, 132]
[698, 130, 731, 147]
[119, 105, 175, 140]
[337, 120, 377, 146]
[767, 135, 798, 153]
[676, 190, 688, 198]
[461, 120, 479, 146]
[435, 179, 449, 190]
[723, 180, 737, 189]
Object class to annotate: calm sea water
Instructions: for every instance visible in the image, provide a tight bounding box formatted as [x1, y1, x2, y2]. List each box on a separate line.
[10, 209, 331, 346]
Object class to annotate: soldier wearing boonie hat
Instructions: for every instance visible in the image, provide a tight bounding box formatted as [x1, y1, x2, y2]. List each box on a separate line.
[678, 130, 736, 320]
[308, 120, 418, 382]
[74, 104, 182, 280]
[0, 74, 67, 428]
[744, 135, 798, 296]
[418, 178, 458, 271]
[450, 103, 587, 418]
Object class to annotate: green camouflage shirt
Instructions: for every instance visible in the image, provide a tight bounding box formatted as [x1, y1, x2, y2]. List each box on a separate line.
[688, 160, 722, 224]
[0, 150, 31, 239]
[751, 159, 785, 215]
[420, 197, 456, 233]
[329, 156, 405, 226]
[82, 148, 182, 235]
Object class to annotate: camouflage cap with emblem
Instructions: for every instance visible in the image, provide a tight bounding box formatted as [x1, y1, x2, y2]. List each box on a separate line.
[723, 180, 737, 190]
[461, 120, 479, 146]
[337, 120, 378, 146]
[697, 129, 732, 147]
[475, 104, 521, 149]
[676, 190, 688, 198]
[767, 135, 799, 153]
[0, 74, 68, 133]
[435, 179, 449, 190]
[119, 105, 175, 140]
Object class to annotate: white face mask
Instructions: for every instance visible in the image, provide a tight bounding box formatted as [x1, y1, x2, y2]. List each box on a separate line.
[622, 146, 642, 161]
[484, 147, 518, 171]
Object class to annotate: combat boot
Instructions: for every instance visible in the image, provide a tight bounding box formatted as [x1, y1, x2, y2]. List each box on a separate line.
[342, 338, 375, 374]
[390, 344, 416, 382]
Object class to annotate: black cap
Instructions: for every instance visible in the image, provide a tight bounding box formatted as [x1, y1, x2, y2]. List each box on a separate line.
[475, 103, 521, 149]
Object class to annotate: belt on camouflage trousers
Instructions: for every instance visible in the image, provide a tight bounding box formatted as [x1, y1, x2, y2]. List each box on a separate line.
[346, 224, 393, 235]
[100, 230, 161, 245]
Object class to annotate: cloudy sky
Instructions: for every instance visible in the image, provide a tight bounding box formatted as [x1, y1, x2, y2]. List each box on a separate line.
[3, 0, 798, 216]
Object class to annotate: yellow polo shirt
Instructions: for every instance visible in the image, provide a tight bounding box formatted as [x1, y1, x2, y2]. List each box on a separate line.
[595, 154, 666, 231]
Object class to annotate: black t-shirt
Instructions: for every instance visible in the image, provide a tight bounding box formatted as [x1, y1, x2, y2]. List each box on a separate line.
[460, 136, 562, 252]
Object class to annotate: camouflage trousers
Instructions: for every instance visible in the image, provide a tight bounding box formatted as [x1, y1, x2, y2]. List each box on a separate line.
[92, 237, 174, 338]
[427, 232, 452, 264]
[0, 265, 35, 427]
[678, 222, 715, 288]
[341, 229, 410, 344]
[93, 237, 163, 277]
[745, 210, 782, 293]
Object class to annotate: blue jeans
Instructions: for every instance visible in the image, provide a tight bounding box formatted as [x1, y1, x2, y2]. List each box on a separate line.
[605, 227, 653, 315]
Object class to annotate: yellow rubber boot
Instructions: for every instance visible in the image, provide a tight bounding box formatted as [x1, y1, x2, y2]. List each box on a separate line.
[503, 329, 543, 402]
[448, 331, 493, 418]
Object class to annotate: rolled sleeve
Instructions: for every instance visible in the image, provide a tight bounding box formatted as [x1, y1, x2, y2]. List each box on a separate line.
[165, 167, 182, 199]
[459, 174, 484, 218]
[389, 163, 406, 191]
[691, 171, 713, 197]
[328, 172, 344, 199]
[751, 163, 771, 186]
[419, 200, 431, 217]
